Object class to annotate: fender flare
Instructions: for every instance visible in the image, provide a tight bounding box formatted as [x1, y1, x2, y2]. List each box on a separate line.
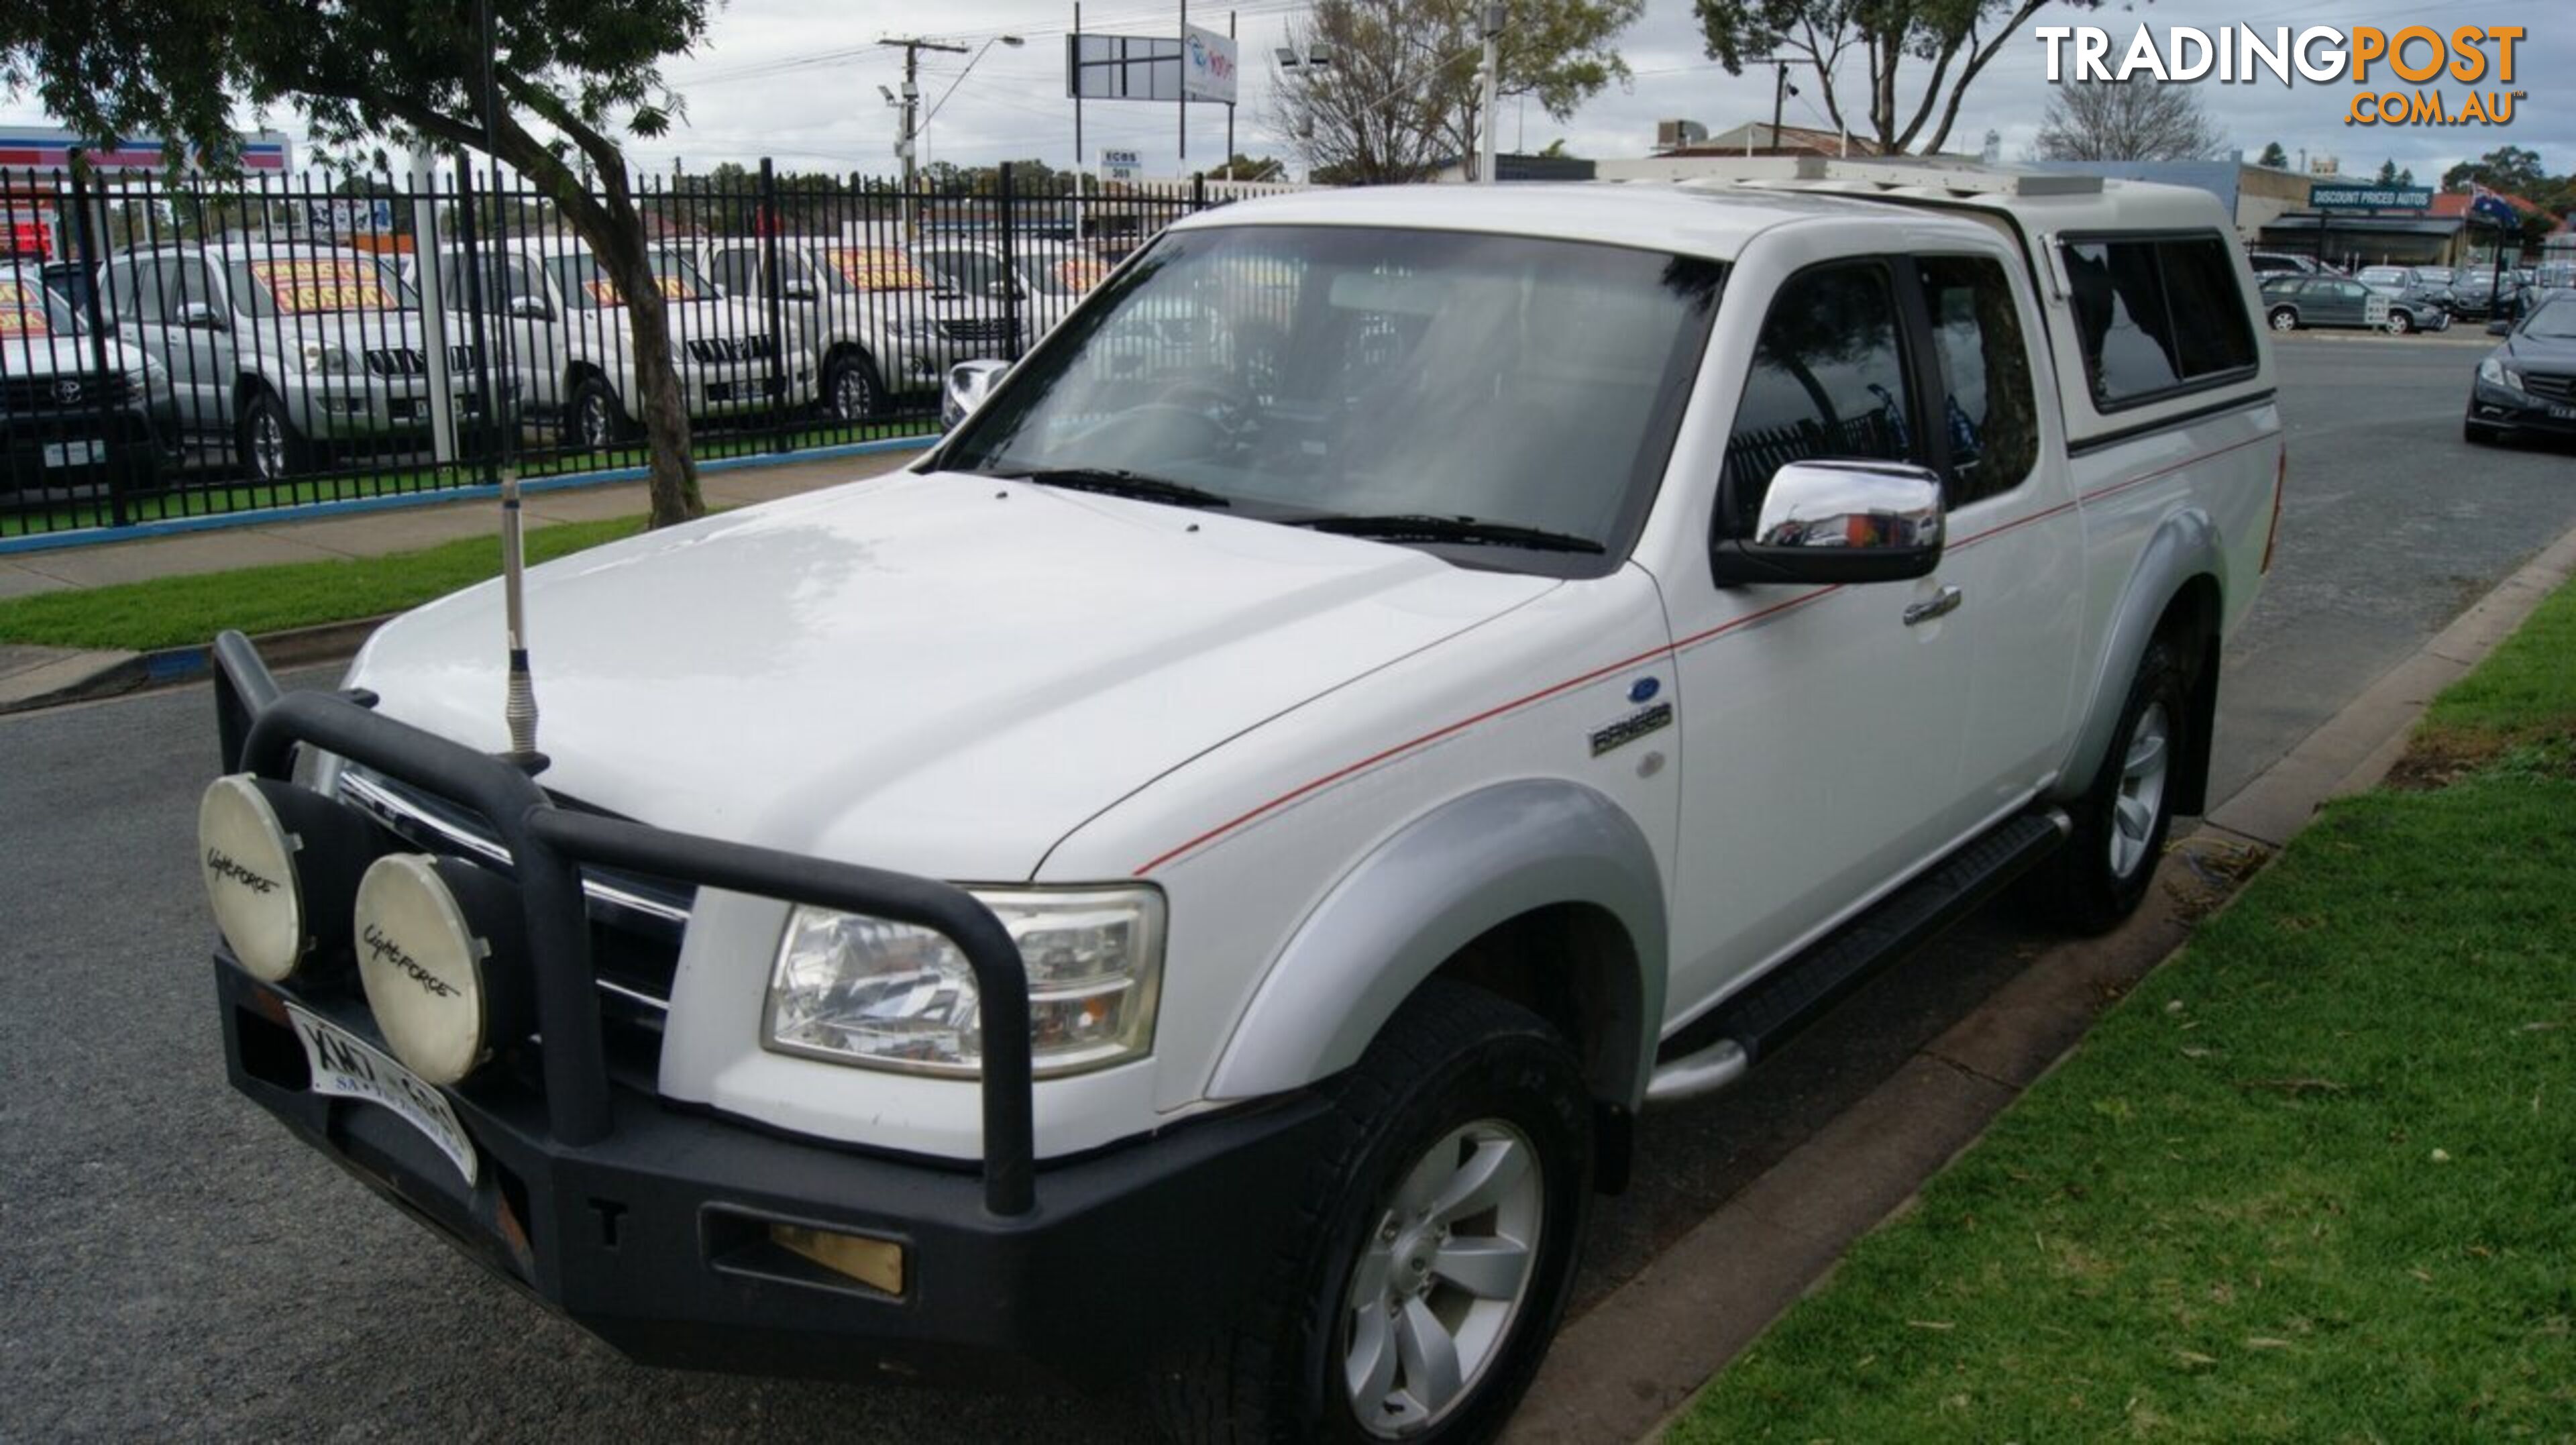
[1203, 779, 1666, 1110]
[2053, 507, 2223, 802]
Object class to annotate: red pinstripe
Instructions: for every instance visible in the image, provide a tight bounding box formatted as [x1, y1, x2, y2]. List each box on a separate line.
[1130, 431, 2279, 875]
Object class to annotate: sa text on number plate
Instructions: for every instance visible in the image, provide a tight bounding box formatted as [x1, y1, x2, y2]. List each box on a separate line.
[287, 1005, 479, 1187]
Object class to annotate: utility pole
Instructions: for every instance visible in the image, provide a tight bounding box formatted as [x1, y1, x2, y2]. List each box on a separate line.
[1476, 1, 1505, 184]
[881, 34, 969, 195]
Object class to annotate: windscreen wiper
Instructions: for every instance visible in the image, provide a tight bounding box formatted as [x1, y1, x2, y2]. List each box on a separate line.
[1292, 513, 1605, 554]
[1000, 467, 1234, 510]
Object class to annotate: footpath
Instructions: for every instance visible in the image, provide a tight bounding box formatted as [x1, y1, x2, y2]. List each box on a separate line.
[0, 446, 923, 713]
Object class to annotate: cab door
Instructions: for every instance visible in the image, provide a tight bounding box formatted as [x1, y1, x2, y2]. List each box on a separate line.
[1662, 257, 1975, 1012]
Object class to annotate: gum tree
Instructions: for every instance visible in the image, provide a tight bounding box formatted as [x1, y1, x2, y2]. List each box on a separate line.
[2, 0, 712, 527]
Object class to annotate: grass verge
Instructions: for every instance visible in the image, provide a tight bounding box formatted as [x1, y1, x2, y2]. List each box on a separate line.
[0, 515, 645, 652]
[1673, 578, 2576, 1442]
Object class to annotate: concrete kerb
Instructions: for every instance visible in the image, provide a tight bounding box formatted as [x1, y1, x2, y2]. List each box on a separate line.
[1505, 517, 2576, 1445]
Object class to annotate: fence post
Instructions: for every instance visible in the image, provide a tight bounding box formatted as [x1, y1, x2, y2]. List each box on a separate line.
[66, 162, 128, 527]
[998, 162, 1022, 360]
[757, 158, 790, 452]
[453, 163, 497, 481]
[1192, 171, 1208, 213]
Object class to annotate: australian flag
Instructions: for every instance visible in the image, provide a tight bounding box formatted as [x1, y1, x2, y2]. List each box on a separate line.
[2468, 183, 2522, 230]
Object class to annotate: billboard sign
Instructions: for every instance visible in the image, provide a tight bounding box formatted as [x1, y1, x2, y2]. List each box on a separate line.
[1101, 148, 1142, 181]
[0, 127, 291, 175]
[1181, 25, 1238, 104]
[2308, 184, 2432, 211]
[1069, 34, 1185, 101]
[304, 197, 396, 236]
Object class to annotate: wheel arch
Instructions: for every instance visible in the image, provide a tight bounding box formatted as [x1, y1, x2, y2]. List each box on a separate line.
[1203, 778, 1666, 1116]
[2053, 509, 2226, 814]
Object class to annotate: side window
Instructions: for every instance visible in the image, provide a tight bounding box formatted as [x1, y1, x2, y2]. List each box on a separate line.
[1721, 262, 1921, 535]
[2063, 235, 2257, 407]
[1917, 256, 2038, 509]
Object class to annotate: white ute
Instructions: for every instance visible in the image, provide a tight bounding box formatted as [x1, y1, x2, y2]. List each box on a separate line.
[196, 161, 2284, 1443]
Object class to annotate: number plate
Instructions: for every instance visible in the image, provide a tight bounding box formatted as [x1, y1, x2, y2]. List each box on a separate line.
[2549, 404, 2576, 421]
[287, 1005, 478, 1187]
[42, 439, 103, 468]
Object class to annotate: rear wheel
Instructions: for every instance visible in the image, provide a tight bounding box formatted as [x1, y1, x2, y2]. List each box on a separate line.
[1150, 981, 1591, 1444]
[2267, 307, 2299, 333]
[824, 352, 885, 423]
[2027, 635, 2191, 934]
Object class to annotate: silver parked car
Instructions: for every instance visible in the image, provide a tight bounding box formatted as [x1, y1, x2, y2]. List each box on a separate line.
[99, 242, 519, 482]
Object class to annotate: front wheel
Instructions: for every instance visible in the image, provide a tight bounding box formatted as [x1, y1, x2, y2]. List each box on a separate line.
[562, 376, 631, 451]
[2267, 307, 2300, 333]
[1151, 981, 1591, 1444]
[2026, 635, 2192, 934]
[237, 390, 307, 484]
[823, 352, 885, 423]
[2464, 419, 2508, 446]
[2385, 311, 2415, 335]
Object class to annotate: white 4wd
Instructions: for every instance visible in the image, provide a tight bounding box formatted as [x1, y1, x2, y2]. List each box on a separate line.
[700, 237, 1006, 421]
[198, 164, 2282, 1443]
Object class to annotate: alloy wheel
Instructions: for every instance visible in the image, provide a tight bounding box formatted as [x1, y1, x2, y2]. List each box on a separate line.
[833, 365, 875, 421]
[251, 409, 286, 482]
[1342, 1120, 1545, 1438]
[2109, 701, 2171, 879]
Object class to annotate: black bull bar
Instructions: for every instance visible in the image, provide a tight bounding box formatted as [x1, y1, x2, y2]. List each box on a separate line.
[211, 629, 1038, 1217]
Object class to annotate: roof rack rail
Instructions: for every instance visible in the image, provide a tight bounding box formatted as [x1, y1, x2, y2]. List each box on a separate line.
[1677, 156, 2106, 199]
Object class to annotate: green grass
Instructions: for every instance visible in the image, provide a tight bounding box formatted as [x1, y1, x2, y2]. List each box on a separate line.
[1672, 582, 2576, 1443]
[0, 515, 645, 651]
[0, 419, 934, 537]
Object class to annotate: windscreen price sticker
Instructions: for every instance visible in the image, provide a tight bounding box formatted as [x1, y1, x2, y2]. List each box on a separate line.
[0, 281, 51, 337]
[825, 248, 929, 292]
[582, 274, 692, 306]
[250, 259, 394, 315]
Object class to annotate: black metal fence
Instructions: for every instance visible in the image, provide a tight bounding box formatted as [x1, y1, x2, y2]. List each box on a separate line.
[0, 160, 1264, 538]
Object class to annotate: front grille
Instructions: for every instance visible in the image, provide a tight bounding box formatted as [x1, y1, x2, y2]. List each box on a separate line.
[684, 335, 777, 365]
[337, 767, 690, 1015]
[2521, 371, 2575, 402]
[937, 318, 1014, 343]
[1, 371, 131, 411]
[364, 345, 482, 376]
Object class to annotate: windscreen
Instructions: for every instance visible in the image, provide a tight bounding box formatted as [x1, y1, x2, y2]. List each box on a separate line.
[225, 255, 415, 318]
[941, 224, 1723, 568]
[0, 274, 77, 336]
[549, 250, 715, 309]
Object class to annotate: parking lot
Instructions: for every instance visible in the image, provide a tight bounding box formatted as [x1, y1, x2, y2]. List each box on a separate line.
[3, 331, 2571, 1441]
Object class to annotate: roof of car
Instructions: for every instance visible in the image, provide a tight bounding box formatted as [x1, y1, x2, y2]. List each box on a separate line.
[1166, 180, 1978, 260]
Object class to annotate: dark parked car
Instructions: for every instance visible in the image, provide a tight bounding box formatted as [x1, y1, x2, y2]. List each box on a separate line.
[2, 263, 175, 494]
[2466, 292, 2576, 445]
[2262, 274, 2445, 333]
[2445, 270, 2502, 321]
[2356, 264, 2454, 311]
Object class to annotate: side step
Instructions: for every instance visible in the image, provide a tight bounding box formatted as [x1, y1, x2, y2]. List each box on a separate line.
[1647, 808, 2070, 1106]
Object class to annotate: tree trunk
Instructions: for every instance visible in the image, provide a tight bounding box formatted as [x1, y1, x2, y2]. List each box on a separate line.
[578, 192, 704, 529]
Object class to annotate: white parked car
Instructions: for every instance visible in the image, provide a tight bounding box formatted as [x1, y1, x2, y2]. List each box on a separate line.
[422, 239, 808, 448]
[698, 235, 1002, 421]
[197, 162, 2282, 1442]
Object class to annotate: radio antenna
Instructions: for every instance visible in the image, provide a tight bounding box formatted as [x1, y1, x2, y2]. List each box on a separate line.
[481, 0, 543, 773]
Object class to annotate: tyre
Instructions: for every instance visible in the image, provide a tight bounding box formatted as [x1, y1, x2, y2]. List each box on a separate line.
[2385, 311, 2414, 335]
[2267, 307, 2299, 333]
[1151, 981, 1591, 1444]
[563, 376, 630, 450]
[236, 390, 307, 484]
[824, 351, 885, 423]
[2464, 419, 2507, 446]
[2027, 635, 2192, 934]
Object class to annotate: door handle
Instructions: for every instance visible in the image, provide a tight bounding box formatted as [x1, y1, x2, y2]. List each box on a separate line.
[1902, 586, 1964, 627]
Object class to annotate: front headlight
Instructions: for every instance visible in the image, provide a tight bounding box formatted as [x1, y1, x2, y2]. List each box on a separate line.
[2479, 356, 2527, 392]
[299, 340, 356, 375]
[763, 887, 1165, 1078]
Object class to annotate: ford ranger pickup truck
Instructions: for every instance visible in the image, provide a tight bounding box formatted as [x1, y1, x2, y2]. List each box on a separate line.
[195, 160, 2283, 1443]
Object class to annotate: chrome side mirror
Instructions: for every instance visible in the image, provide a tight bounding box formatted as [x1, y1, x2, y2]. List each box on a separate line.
[178, 301, 227, 331]
[941, 358, 1011, 431]
[506, 295, 555, 323]
[1711, 459, 1945, 585]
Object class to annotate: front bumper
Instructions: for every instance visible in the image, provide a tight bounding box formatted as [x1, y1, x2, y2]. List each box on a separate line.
[2469, 379, 2576, 437]
[216, 960, 1327, 1387]
[290, 378, 524, 441]
[680, 362, 813, 418]
[203, 633, 1324, 1387]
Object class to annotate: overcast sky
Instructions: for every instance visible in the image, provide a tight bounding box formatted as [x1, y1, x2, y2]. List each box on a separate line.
[4, 0, 2567, 185]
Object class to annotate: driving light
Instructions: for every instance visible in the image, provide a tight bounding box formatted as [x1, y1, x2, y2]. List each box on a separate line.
[299, 341, 356, 375]
[352, 854, 530, 1086]
[199, 774, 374, 981]
[763, 888, 1165, 1077]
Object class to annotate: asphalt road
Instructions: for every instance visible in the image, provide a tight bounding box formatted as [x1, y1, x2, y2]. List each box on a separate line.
[5, 335, 2568, 1441]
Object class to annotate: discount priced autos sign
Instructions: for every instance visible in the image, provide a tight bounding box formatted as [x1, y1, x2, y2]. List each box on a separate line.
[2033, 23, 2530, 127]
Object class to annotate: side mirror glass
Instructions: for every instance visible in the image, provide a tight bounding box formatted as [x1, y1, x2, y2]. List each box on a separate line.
[507, 295, 555, 322]
[780, 281, 817, 302]
[942, 357, 1011, 431]
[178, 301, 227, 331]
[1711, 460, 1946, 586]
